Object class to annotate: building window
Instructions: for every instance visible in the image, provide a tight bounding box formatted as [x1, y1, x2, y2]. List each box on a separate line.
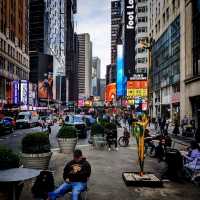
[193, 0, 200, 76]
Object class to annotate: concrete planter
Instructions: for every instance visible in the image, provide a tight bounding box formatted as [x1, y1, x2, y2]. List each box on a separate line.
[21, 152, 52, 170]
[58, 138, 77, 154]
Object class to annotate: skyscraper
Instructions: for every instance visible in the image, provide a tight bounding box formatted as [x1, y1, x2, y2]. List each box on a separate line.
[77, 33, 92, 99]
[92, 57, 101, 96]
[135, 0, 148, 74]
[111, 0, 121, 64]
[0, 0, 29, 105]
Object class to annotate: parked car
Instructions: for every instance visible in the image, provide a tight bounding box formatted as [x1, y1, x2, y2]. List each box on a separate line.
[0, 117, 15, 134]
[16, 112, 39, 129]
[65, 115, 87, 138]
[84, 115, 96, 127]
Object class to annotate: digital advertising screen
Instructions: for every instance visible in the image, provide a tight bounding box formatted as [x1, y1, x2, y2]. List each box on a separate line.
[38, 54, 53, 100]
[105, 83, 116, 102]
[117, 45, 124, 97]
[127, 80, 148, 98]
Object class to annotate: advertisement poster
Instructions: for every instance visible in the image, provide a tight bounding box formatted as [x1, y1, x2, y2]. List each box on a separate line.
[105, 83, 116, 102]
[20, 80, 29, 105]
[38, 54, 53, 100]
[13, 80, 19, 104]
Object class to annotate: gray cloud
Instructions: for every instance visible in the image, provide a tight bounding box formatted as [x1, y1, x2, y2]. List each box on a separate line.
[75, 0, 111, 78]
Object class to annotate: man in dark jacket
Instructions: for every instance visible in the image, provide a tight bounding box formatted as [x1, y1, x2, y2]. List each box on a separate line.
[48, 149, 91, 200]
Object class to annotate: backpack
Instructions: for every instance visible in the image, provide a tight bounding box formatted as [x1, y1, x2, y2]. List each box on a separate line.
[32, 171, 55, 199]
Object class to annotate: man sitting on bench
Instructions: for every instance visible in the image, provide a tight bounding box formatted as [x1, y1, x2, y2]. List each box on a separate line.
[48, 149, 91, 200]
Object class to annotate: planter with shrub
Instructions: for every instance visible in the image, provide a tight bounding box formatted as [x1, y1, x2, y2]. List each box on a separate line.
[90, 123, 106, 148]
[0, 146, 22, 200]
[57, 126, 77, 154]
[21, 132, 52, 170]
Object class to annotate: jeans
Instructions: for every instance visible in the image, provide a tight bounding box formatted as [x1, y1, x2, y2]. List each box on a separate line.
[48, 182, 87, 200]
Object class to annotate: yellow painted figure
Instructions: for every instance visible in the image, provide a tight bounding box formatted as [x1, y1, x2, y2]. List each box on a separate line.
[133, 115, 148, 176]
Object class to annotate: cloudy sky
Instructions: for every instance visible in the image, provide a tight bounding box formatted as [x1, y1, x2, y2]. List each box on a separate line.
[75, 0, 111, 78]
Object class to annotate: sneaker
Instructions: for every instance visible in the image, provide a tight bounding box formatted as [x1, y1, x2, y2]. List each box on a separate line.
[116, 147, 119, 151]
[108, 148, 111, 151]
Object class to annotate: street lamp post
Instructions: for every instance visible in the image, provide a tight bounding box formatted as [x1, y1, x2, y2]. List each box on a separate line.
[139, 38, 154, 118]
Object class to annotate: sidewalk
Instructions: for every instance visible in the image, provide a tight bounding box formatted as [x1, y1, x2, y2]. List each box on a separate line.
[20, 128, 200, 200]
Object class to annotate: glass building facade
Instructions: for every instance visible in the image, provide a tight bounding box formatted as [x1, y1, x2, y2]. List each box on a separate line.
[152, 16, 180, 91]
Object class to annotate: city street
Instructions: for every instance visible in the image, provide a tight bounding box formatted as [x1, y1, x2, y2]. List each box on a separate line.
[0, 124, 89, 153]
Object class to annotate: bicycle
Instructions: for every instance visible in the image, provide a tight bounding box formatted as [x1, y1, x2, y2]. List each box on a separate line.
[118, 135, 129, 147]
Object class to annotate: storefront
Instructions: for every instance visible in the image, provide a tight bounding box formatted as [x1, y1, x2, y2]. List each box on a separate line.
[171, 92, 180, 123]
[190, 95, 200, 128]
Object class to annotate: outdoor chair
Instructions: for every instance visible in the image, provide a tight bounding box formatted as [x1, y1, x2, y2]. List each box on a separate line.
[93, 135, 107, 150]
[184, 157, 200, 184]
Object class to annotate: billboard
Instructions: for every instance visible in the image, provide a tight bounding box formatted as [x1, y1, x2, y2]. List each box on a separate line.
[38, 54, 53, 100]
[105, 83, 116, 102]
[20, 80, 29, 105]
[13, 81, 19, 104]
[127, 80, 148, 98]
[117, 45, 125, 97]
[124, 0, 136, 78]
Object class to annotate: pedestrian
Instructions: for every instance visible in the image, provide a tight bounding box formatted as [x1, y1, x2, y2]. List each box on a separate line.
[128, 115, 133, 132]
[106, 129, 118, 151]
[161, 117, 166, 134]
[48, 149, 91, 200]
[173, 120, 180, 136]
[47, 125, 51, 134]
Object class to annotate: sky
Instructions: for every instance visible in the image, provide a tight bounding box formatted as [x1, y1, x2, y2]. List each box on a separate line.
[75, 0, 111, 79]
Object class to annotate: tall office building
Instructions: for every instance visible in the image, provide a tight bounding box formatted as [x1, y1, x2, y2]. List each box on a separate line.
[92, 57, 101, 96]
[149, 0, 180, 120]
[0, 0, 29, 106]
[65, 0, 78, 102]
[29, 0, 45, 84]
[135, 0, 148, 74]
[45, 0, 65, 102]
[77, 33, 92, 99]
[29, 0, 78, 105]
[111, 0, 121, 64]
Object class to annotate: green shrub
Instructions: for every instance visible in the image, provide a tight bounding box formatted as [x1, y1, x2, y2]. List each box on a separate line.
[22, 132, 51, 154]
[0, 146, 20, 170]
[98, 119, 109, 127]
[91, 123, 104, 136]
[104, 122, 117, 130]
[57, 125, 77, 138]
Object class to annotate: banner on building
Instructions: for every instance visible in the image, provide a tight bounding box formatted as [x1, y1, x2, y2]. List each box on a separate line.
[38, 54, 53, 100]
[127, 80, 148, 98]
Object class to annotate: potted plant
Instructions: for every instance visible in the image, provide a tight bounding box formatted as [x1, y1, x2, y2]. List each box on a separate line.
[21, 132, 52, 170]
[57, 125, 78, 154]
[90, 123, 104, 137]
[0, 145, 21, 199]
[90, 123, 106, 148]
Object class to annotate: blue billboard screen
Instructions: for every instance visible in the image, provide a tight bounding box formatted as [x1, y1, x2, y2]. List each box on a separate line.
[117, 45, 124, 97]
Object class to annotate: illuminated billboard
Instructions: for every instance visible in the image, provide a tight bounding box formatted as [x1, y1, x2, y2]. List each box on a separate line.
[13, 81, 19, 104]
[127, 80, 148, 98]
[38, 54, 53, 100]
[105, 83, 116, 102]
[20, 80, 29, 105]
[117, 45, 124, 97]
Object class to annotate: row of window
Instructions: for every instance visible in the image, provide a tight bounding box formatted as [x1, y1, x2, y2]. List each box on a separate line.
[0, 55, 28, 80]
[0, 38, 29, 67]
